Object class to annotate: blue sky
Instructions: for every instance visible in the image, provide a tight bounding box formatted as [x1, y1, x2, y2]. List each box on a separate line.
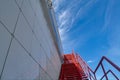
[53, 0, 120, 78]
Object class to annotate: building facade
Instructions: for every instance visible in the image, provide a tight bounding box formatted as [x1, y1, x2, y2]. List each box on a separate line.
[0, 0, 63, 80]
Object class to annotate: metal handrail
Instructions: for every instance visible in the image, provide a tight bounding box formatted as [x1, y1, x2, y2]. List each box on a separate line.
[94, 56, 120, 80]
[75, 53, 96, 80]
[75, 53, 120, 80]
[94, 56, 120, 73]
[100, 70, 119, 80]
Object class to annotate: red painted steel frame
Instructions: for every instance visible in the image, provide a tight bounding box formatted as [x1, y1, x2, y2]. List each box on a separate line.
[59, 52, 120, 80]
[59, 53, 87, 80]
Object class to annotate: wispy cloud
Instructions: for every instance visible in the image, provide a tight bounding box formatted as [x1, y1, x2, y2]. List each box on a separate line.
[58, 26, 67, 41]
[87, 60, 94, 63]
[58, 10, 69, 28]
[75, 0, 96, 19]
[102, 0, 114, 32]
[53, 0, 120, 71]
[53, 0, 63, 11]
[53, 0, 97, 53]
[107, 25, 120, 56]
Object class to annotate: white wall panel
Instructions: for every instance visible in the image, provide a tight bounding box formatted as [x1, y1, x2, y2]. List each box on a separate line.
[15, 13, 34, 52]
[0, 0, 62, 79]
[21, 0, 35, 30]
[0, 0, 19, 33]
[29, 0, 37, 13]
[15, 0, 23, 7]
[0, 24, 11, 74]
[30, 35, 47, 70]
[1, 39, 39, 80]
[39, 68, 49, 80]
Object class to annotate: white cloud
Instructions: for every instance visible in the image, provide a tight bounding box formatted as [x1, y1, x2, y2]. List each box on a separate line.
[59, 11, 67, 21]
[59, 27, 67, 41]
[53, 0, 97, 53]
[52, 0, 63, 11]
[102, 0, 114, 32]
[58, 10, 68, 27]
[58, 10, 68, 33]
[75, 0, 96, 19]
[55, 6, 74, 53]
[87, 60, 94, 63]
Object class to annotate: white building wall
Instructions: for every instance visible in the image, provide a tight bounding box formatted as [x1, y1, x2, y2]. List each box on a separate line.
[0, 0, 62, 80]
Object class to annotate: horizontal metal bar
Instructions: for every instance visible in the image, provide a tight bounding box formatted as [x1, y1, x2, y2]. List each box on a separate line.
[100, 70, 119, 80]
[94, 56, 120, 73]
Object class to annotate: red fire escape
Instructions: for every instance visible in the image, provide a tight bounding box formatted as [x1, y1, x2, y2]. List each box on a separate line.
[59, 52, 120, 80]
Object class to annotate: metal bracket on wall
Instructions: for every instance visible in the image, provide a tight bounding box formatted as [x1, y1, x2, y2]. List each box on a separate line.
[47, 0, 53, 9]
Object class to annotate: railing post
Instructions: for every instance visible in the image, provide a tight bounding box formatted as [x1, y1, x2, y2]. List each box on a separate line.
[101, 63, 108, 80]
[94, 73, 97, 80]
[89, 72, 92, 80]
